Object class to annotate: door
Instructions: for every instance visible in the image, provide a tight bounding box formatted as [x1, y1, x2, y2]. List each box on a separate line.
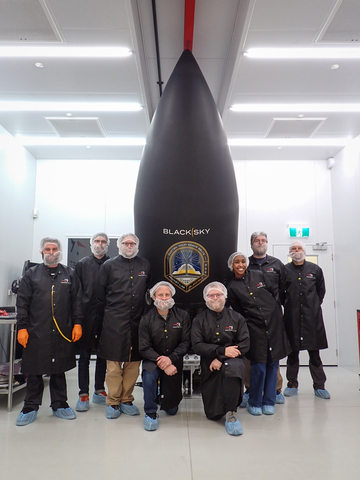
[273, 244, 338, 366]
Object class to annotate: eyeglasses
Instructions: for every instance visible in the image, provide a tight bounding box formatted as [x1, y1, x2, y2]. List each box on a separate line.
[121, 242, 137, 247]
[207, 293, 224, 299]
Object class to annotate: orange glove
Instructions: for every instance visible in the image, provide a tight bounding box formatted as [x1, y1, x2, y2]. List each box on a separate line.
[18, 329, 29, 348]
[72, 324, 82, 342]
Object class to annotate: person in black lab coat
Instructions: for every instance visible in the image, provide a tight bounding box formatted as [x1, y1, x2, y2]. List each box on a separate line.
[283, 240, 330, 400]
[192, 282, 250, 436]
[16, 237, 83, 426]
[139, 281, 191, 431]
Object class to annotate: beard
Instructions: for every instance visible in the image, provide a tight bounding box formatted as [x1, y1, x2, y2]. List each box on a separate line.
[91, 243, 108, 257]
[206, 298, 226, 312]
[290, 251, 306, 263]
[43, 251, 62, 266]
[252, 244, 267, 257]
[119, 244, 139, 259]
[154, 298, 175, 311]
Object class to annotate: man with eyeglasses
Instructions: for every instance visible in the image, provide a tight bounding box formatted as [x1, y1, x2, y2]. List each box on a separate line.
[192, 282, 250, 436]
[242, 231, 287, 405]
[96, 233, 151, 419]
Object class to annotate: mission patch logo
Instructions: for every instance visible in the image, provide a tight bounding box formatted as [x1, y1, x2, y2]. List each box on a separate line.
[164, 241, 209, 292]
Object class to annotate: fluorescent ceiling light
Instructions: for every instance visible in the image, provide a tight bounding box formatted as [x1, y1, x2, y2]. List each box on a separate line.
[0, 46, 132, 57]
[230, 104, 360, 113]
[0, 102, 142, 112]
[17, 137, 146, 146]
[228, 138, 350, 147]
[244, 48, 360, 59]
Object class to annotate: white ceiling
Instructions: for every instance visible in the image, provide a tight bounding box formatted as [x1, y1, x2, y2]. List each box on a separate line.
[0, 0, 360, 161]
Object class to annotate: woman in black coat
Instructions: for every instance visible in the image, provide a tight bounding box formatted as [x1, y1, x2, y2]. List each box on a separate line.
[227, 252, 290, 416]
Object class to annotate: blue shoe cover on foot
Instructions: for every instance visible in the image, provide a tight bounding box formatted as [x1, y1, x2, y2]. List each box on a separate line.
[262, 405, 275, 415]
[76, 396, 89, 412]
[225, 419, 243, 436]
[275, 391, 285, 404]
[92, 391, 107, 405]
[105, 405, 121, 419]
[247, 404, 262, 416]
[52, 407, 76, 420]
[239, 391, 249, 408]
[144, 414, 158, 431]
[120, 403, 140, 415]
[16, 410, 38, 426]
[284, 387, 298, 397]
[314, 388, 330, 399]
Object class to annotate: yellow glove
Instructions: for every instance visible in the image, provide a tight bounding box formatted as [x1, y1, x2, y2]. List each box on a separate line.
[72, 324, 82, 342]
[18, 329, 29, 348]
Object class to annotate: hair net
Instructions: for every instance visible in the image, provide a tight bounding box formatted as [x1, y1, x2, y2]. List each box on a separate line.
[203, 282, 228, 300]
[227, 252, 249, 271]
[116, 233, 139, 249]
[90, 232, 109, 246]
[150, 281, 176, 299]
[39, 237, 62, 254]
[289, 240, 307, 254]
[250, 231, 268, 245]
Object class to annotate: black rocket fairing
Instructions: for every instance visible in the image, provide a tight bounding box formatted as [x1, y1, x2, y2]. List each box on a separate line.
[134, 49, 239, 314]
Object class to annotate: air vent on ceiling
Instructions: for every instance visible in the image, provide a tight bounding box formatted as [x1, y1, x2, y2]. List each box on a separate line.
[0, 0, 62, 42]
[265, 118, 326, 139]
[316, 0, 360, 44]
[46, 118, 106, 138]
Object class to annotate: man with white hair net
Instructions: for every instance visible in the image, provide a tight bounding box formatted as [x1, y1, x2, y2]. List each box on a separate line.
[74, 233, 110, 412]
[283, 240, 330, 399]
[247, 231, 287, 405]
[139, 281, 191, 431]
[191, 282, 250, 436]
[96, 233, 151, 419]
[16, 237, 83, 426]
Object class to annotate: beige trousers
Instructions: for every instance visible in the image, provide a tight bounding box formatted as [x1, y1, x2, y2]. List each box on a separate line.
[105, 360, 141, 406]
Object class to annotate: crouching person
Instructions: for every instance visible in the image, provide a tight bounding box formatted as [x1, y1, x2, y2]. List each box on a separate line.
[139, 281, 191, 431]
[191, 282, 250, 436]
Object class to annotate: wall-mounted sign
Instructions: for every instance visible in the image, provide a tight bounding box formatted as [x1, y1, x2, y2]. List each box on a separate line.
[288, 226, 310, 238]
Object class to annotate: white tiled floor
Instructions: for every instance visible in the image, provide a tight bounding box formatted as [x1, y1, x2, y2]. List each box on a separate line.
[1, 366, 360, 480]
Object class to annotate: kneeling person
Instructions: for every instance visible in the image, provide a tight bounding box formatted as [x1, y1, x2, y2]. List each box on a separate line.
[191, 282, 250, 436]
[139, 281, 191, 431]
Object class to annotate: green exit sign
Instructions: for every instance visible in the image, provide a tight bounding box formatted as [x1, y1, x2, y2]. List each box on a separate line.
[289, 227, 310, 238]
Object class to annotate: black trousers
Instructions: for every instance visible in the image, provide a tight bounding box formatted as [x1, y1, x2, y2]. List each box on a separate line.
[286, 350, 327, 390]
[24, 373, 68, 411]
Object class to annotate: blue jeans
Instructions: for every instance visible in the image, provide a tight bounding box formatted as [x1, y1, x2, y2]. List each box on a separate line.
[78, 348, 106, 396]
[142, 367, 178, 415]
[249, 351, 279, 408]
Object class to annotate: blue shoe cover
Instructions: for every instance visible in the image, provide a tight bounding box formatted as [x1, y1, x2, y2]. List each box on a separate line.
[120, 403, 140, 416]
[92, 392, 107, 405]
[275, 392, 285, 404]
[76, 396, 89, 412]
[262, 405, 275, 415]
[16, 410, 38, 426]
[284, 387, 298, 397]
[314, 388, 330, 399]
[105, 405, 121, 419]
[144, 414, 158, 431]
[225, 419, 243, 436]
[239, 391, 249, 408]
[52, 407, 76, 420]
[247, 404, 262, 416]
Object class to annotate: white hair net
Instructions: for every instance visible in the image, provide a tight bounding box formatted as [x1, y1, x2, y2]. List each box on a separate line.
[250, 231, 268, 245]
[289, 240, 307, 254]
[150, 281, 176, 299]
[227, 252, 249, 271]
[90, 232, 109, 246]
[116, 233, 139, 249]
[39, 237, 62, 254]
[203, 282, 228, 300]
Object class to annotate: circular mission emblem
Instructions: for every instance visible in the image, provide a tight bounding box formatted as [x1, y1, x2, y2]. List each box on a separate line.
[164, 241, 209, 292]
